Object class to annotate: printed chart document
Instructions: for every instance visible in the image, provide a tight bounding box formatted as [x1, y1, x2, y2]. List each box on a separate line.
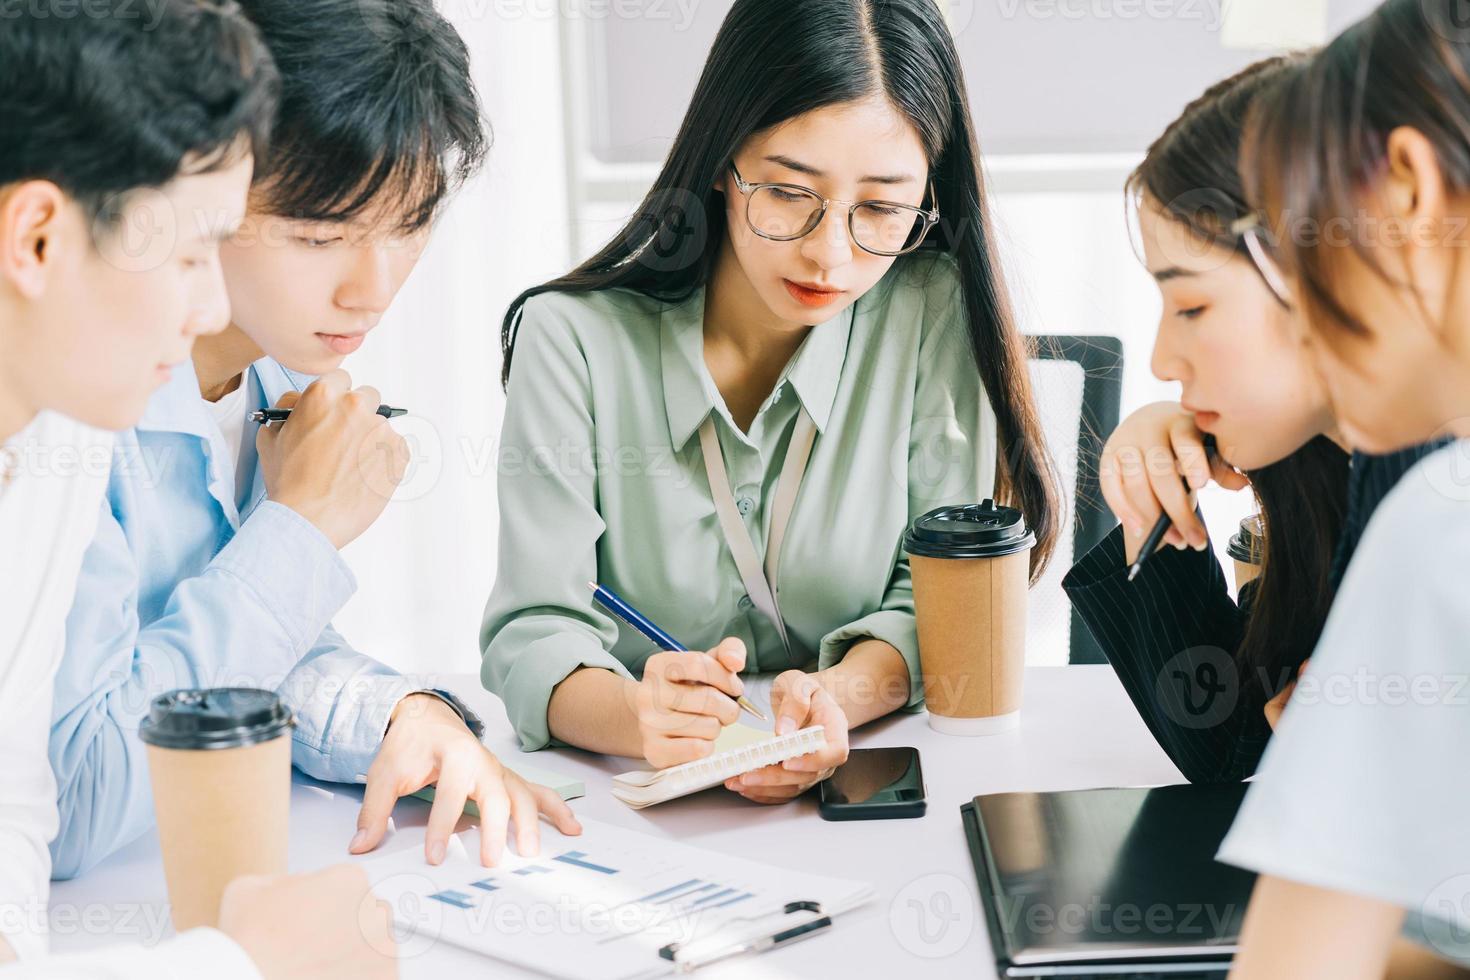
[366, 817, 876, 979]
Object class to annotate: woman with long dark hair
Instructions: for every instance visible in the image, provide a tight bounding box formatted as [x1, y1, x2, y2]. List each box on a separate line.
[481, 0, 1059, 802]
[1061, 54, 1445, 787]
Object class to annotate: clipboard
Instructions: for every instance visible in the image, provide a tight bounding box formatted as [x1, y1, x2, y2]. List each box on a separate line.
[659, 900, 833, 974]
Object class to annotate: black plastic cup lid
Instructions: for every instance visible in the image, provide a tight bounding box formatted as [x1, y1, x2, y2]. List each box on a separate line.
[1226, 513, 1265, 565]
[903, 500, 1037, 560]
[138, 688, 293, 750]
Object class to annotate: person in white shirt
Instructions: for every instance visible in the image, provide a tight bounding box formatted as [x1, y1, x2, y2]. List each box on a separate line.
[1220, 1, 1470, 976]
[0, 2, 395, 976]
[1219, 443, 1470, 977]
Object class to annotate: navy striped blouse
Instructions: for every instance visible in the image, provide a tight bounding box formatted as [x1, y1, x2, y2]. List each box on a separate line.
[1063, 441, 1445, 783]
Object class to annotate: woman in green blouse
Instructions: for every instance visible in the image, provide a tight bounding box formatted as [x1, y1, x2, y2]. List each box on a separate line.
[482, 0, 1059, 804]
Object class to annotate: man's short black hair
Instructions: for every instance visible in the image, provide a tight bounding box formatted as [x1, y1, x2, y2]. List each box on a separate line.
[238, 0, 489, 233]
[0, 0, 278, 227]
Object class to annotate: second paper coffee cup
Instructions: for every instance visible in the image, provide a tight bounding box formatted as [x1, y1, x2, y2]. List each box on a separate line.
[139, 688, 293, 931]
[1227, 513, 1265, 591]
[904, 500, 1035, 735]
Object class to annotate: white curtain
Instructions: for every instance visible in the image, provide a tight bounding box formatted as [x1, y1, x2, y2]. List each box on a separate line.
[330, 9, 575, 678]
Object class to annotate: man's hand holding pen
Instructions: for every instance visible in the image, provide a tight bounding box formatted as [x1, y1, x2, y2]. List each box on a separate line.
[256, 369, 410, 549]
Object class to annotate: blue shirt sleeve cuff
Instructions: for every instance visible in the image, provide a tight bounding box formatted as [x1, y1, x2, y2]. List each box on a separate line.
[289, 673, 415, 782]
[409, 689, 486, 740]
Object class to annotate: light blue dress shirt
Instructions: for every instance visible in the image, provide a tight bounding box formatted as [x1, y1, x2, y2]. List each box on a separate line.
[46, 357, 480, 879]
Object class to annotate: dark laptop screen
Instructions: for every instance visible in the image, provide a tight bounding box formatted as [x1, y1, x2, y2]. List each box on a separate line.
[971, 783, 1256, 967]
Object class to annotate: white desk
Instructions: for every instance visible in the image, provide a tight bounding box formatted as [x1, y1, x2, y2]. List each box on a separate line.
[48, 666, 1184, 978]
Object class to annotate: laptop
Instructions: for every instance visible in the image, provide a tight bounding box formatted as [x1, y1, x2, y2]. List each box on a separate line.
[961, 782, 1256, 978]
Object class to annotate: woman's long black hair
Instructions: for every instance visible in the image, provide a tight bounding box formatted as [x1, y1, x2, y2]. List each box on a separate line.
[499, 0, 1060, 581]
[1129, 55, 1350, 710]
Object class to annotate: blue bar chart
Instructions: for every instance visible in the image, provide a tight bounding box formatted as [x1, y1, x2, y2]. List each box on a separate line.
[632, 878, 754, 911]
[553, 850, 621, 874]
[429, 849, 623, 906]
[425, 847, 757, 918]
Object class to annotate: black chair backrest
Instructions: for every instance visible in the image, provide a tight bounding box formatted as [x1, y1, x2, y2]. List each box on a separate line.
[1028, 335, 1124, 665]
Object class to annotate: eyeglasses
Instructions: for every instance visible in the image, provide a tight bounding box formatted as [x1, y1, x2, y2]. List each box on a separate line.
[1231, 213, 1292, 309]
[728, 163, 940, 257]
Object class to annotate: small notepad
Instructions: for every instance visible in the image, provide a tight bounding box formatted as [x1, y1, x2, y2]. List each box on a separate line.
[612, 724, 827, 809]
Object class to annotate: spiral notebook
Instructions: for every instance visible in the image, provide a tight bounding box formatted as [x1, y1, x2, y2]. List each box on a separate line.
[612, 724, 827, 808]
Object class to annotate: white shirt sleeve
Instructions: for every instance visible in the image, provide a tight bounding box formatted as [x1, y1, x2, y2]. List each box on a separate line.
[0, 928, 261, 980]
[1217, 442, 1470, 959]
[0, 415, 110, 961]
[0, 416, 257, 977]
[0, 676, 58, 961]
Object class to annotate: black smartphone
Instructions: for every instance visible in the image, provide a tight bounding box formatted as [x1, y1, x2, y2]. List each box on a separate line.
[818, 746, 926, 821]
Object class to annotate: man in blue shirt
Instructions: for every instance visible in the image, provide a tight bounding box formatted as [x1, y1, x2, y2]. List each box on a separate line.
[48, 0, 580, 879]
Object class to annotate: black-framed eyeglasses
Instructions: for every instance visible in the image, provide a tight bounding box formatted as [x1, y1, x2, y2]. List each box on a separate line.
[729, 163, 940, 257]
[1231, 213, 1292, 309]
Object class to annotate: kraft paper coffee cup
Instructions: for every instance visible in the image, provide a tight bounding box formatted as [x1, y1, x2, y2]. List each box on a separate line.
[904, 501, 1035, 736]
[1226, 514, 1265, 591]
[139, 688, 293, 931]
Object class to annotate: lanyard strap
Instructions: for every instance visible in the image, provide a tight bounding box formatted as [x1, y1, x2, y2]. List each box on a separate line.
[697, 407, 818, 662]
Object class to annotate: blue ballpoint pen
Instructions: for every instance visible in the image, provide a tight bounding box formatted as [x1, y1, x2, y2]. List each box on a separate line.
[587, 581, 768, 722]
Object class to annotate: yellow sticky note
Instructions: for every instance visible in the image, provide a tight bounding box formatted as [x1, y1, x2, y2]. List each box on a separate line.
[712, 723, 773, 754]
[1221, 0, 1329, 50]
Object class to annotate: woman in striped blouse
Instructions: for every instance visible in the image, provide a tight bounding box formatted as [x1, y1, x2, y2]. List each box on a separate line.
[1061, 54, 1443, 784]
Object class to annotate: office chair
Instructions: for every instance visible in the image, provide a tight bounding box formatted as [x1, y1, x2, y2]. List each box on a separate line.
[1026, 335, 1124, 665]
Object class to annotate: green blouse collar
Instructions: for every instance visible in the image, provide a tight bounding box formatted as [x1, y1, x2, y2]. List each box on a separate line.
[659, 285, 854, 449]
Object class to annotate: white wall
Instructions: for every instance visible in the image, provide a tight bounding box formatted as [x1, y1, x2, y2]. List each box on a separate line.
[328, 6, 575, 677]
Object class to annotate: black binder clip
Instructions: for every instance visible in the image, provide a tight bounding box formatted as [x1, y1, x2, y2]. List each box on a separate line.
[659, 901, 833, 973]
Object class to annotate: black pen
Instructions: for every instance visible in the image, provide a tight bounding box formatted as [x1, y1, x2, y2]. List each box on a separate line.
[1126, 434, 1219, 583]
[248, 405, 407, 424]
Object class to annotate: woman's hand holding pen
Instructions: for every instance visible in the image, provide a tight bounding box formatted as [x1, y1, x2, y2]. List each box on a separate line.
[1099, 401, 1251, 565]
[726, 670, 850, 805]
[636, 638, 748, 769]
